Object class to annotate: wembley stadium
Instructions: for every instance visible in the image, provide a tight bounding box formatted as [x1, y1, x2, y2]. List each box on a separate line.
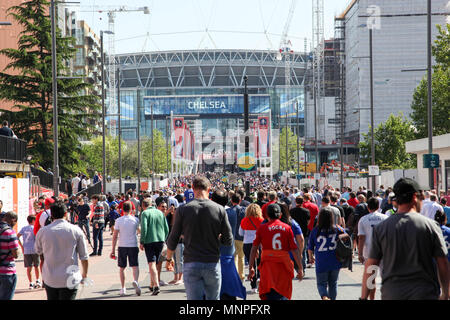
[105, 49, 308, 172]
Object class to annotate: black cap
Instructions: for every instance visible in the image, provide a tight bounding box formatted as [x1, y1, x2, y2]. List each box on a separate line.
[267, 203, 282, 219]
[393, 178, 428, 198]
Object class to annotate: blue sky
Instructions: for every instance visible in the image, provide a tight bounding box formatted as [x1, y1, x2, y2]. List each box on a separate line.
[74, 0, 351, 53]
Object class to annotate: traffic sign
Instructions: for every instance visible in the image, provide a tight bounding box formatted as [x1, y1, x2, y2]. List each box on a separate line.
[368, 165, 380, 176]
[423, 154, 440, 169]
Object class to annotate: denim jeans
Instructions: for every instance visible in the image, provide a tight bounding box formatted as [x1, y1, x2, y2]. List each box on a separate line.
[265, 289, 288, 300]
[0, 274, 17, 300]
[316, 269, 340, 300]
[78, 220, 90, 243]
[174, 243, 184, 274]
[92, 223, 104, 254]
[302, 235, 309, 269]
[183, 262, 221, 300]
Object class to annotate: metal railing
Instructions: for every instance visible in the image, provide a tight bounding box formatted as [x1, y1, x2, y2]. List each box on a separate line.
[0, 135, 27, 163]
[75, 181, 102, 198]
[31, 167, 53, 189]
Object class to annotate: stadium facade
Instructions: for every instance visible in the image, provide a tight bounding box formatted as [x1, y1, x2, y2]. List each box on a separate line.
[106, 49, 310, 171]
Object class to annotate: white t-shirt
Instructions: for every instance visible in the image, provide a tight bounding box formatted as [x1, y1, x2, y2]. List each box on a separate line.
[421, 201, 443, 220]
[357, 212, 388, 259]
[72, 177, 80, 192]
[114, 215, 139, 248]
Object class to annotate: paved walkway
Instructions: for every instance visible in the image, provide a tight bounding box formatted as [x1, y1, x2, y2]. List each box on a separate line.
[13, 231, 381, 300]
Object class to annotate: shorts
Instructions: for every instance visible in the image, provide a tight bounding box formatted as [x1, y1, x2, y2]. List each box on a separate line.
[109, 219, 116, 227]
[24, 254, 40, 268]
[117, 247, 139, 268]
[143, 242, 164, 263]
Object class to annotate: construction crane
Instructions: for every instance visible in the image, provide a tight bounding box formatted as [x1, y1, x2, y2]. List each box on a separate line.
[275, 0, 297, 173]
[77, 6, 150, 135]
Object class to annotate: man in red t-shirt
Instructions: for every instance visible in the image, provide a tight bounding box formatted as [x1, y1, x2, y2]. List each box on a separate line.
[248, 204, 302, 300]
[347, 192, 360, 208]
[302, 194, 319, 232]
[117, 195, 135, 216]
[261, 191, 277, 220]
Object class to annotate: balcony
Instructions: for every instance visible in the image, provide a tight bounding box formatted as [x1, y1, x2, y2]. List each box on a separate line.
[0, 135, 27, 163]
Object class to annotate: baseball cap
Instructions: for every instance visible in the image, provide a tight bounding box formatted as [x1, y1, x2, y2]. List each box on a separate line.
[393, 178, 428, 199]
[267, 203, 282, 219]
[44, 197, 55, 207]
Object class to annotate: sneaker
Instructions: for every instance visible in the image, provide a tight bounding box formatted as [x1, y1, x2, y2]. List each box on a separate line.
[35, 280, 42, 288]
[29, 283, 34, 290]
[152, 286, 160, 296]
[89, 252, 97, 257]
[148, 286, 154, 293]
[251, 288, 258, 294]
[132, 281, 141, 296]
[159, 280, 168, 287]
[120, 288, 127, 296]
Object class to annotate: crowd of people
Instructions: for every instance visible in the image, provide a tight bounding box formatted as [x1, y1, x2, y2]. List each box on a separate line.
[0, 172, 449, 301]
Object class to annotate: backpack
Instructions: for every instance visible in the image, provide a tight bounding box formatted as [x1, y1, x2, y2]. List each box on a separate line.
[335, 229, 353, 263]
[43, 210, 52, 226]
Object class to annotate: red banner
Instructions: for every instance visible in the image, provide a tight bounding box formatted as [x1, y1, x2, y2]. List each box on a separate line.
[173, 118, 184, 159]
[258, 116, 270, 158]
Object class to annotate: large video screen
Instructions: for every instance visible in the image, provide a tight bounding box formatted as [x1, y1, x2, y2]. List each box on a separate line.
[143, 94, 270, 116]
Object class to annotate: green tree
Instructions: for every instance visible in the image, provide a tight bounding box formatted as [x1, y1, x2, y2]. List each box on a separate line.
[279, 127, 302, 172]
[81, 135, 120, 178]
[81, 130, 171, 179]
[0, 0, 100, 176]
[410, 24, 450, 138]
[359, 113, 416, 170]
[141, 130, 171, 175]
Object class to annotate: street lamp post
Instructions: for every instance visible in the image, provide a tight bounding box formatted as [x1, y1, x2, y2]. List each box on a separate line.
[369, 28, 376, 192]
[50, 0, 59, 197]
[243, 76, 250, 196]
[296, 100, 300, 188]
[339, 62, 345, 191]
[151, 103, 154, 190]
[137, 88, 141, 194]
[100, 30, 113, 194]
[117, 68, 122, 194]
[427, 0, 434, 190]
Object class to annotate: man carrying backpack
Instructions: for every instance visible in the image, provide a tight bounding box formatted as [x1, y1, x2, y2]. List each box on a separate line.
[37, 197, 56, 231]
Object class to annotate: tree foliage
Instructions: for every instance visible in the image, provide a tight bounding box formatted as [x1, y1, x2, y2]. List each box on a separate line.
[0, 0, 100, 176]
[359, 113, 416, 170]
[81, 130, 171, 179]
[410, 24, 450, 138]
[279, 126, 302, 172]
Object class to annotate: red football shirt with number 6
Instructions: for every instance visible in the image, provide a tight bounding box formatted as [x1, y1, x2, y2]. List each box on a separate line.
[253, 220, 298, 252]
